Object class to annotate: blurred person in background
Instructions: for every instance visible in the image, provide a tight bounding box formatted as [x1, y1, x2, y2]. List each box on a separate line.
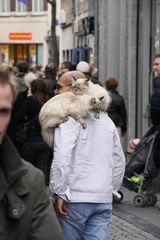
[76, 61, 102, 85]
[15, 79, 51, 184]
[60, 61, 76, 71]
[0, 68, 63, 240]
[150, 53, 160, 126]
[7, 70, 37, 154]
[15, 61, 29, 92]
[76, 61, 91, 81]
[43, 62, 57, 98]
[150, 53, 160, 196]
[105, 76, 127, 137]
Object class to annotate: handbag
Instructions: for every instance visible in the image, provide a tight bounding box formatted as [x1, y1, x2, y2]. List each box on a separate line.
[16, 116, 37, 143]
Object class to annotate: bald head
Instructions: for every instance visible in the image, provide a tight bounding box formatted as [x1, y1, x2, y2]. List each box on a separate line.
[59, 71, 86, 85]
[55, 71, 86, 94]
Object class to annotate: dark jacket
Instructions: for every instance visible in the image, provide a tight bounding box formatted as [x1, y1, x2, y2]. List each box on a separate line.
[107, 90, 127, 134]
[7, 90, 28, 142]
[15, 96, 43, 141]
[0, 136, 63, 240]
[150, 76, 160, 110]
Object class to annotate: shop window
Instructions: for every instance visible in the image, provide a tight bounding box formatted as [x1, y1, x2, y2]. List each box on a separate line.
[0, 0, 10, 15]
[32, 0, 44, 14]
[16, 0, 27, 14]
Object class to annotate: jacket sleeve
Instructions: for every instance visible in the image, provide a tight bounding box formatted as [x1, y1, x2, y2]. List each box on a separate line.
[112, 129, 126, 191]
[49, 118, 79, 200]
[28, 170, 64, 240]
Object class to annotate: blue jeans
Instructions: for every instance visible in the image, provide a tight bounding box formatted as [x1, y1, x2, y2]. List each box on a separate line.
[58, 203, 112, 240]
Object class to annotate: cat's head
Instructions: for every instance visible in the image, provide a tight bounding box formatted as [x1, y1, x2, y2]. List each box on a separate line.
[72, 77, 89, 94]
[90, 96, 104, 118]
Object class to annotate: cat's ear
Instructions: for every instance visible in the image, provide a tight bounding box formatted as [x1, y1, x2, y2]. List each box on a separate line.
[99, 96, 104, 101]
[91, 97, 96, 104]
[72, 75, 77, 81]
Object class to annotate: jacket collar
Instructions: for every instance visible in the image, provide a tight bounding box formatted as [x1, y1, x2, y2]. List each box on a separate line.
[0, 136, 30, 219]
[1, 135, 27, 184]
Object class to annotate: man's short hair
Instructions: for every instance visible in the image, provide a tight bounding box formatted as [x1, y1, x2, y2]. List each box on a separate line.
[0, 67, 17, 102]
[155, 53, 160, 59]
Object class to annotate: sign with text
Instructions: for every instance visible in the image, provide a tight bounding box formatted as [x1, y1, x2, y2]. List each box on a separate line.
[9, 32, 32, 40]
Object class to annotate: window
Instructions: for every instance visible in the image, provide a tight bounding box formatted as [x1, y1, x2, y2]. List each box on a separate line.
[0, 0, 10, 14]
[32, 0, 44, 13]
[16, 0, 27, 14]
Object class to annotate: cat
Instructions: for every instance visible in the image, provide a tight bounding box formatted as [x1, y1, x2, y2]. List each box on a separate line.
[71, 77, 111, 111]
[39, 92, 104, 148]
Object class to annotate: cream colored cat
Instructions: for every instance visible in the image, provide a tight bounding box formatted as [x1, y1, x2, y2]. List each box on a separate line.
[39, 92, 104, 148]
[72, 77, 111, 111]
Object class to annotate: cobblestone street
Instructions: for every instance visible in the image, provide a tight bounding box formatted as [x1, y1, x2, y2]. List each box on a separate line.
[110, 215, 160, 240]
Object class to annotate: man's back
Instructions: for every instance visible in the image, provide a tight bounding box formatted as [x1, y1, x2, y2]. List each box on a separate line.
[50, 111, 125, 203]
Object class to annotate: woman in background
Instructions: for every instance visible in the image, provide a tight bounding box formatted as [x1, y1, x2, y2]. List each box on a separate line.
[105, 76, 127, 137]
[15, 79, 50, 184]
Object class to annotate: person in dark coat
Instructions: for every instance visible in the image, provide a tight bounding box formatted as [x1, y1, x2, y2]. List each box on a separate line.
[105, 76, 127, 137]
[0, 68, 63, 240]
[43, 63, 57, 98]
[15, 79, 51, 184]
[7, 71, 36, 154]
[150, 53, 160, 126]
[150, 53, 160, 196]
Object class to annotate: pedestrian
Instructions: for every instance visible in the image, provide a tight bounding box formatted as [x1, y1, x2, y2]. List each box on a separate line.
[0, 68, 63, 240]
[76, 61, 91, 80]
[150, 53, 160, 126]
[7, 70, 37, 154]
[43, 63, 57, 98]
[105, 76, 127, 137]
[49, 71, 125, 240]
[15, 79, 51, 184]
[15, 60, 29, 93]
[150, 53, 160, 195]
[76, 60, 102, 85]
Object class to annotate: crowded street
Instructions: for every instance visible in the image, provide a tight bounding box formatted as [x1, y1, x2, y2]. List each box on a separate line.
[1, 0, 160, 240]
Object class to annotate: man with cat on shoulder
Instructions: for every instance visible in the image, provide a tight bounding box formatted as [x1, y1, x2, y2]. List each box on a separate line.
[49, 70, 125, 240]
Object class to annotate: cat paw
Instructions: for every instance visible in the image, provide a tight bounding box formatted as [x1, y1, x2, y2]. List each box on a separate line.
[82, 122, 87, 129]
[94, 113, 100, 119]
[64, 117, 68, 122]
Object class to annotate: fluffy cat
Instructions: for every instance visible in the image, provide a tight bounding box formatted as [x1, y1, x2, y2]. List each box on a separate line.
[72, 77, 111, 111]
[39, 92, 104, 148]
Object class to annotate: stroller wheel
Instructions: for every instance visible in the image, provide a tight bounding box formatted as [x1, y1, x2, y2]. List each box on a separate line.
[113, 191, 124, 204]
[146, 194, 158, 206]
[133, 193, 147, 207]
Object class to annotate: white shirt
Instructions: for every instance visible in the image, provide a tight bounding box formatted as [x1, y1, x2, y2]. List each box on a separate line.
[49, 112, 125, 203]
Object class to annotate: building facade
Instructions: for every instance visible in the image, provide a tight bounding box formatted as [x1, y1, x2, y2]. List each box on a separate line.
[0, 0, 49, 67]
[58, 0, 95, 66]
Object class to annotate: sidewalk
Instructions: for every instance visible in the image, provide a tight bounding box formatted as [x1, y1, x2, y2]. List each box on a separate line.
[109, 186, 160, 239]
[110, 214, 160, 240]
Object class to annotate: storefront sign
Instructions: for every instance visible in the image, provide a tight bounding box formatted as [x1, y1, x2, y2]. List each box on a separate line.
[9, 32, 32, 40]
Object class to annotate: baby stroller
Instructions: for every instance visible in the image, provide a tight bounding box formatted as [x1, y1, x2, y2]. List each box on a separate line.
[122, 126, 160, 207]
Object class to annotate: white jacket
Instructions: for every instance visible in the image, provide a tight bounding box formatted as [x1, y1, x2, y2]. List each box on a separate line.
[49, 112, 125, 203]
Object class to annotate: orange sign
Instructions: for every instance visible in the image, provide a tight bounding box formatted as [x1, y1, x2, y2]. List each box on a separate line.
[9, 32, 32, 40]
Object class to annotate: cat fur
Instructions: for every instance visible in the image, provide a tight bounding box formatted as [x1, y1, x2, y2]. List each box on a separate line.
[72, 78, 111, 111]
[39, 92, 104, 148]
